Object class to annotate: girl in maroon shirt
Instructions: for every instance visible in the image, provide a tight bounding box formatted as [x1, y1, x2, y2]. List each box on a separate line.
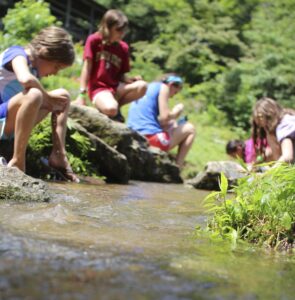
[74, 9, 147, 121]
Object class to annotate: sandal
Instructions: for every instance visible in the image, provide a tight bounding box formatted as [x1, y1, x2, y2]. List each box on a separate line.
[40, 157, 80, 183]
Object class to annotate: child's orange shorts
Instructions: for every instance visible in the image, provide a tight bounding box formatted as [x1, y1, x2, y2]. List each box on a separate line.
[145, 132, 170, 151]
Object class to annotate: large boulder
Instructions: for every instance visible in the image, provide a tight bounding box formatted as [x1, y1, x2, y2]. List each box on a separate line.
[68, 121, 129, 183]
[0, 106, 182, 185]
[0, 166, 50, 202]
[186, 161, 247, 190]
[69, 105, 182, 183]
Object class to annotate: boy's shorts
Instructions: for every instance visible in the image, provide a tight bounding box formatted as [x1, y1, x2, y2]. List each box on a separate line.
[0, 102, 13, 140]
[145, 132, 171, 152]
[0, 101, 8, 119]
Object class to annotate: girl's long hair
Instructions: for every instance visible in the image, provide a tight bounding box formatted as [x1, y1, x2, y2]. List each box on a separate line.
[28, 26, 75, 65]
[253, 97, 283, 133]
[98, 9, 128, 41]
[252, 117, 267, 159]
[252, 97, 295, 159]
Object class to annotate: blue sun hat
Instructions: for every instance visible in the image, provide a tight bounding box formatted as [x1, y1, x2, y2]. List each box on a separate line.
[165, 75, 183, 85]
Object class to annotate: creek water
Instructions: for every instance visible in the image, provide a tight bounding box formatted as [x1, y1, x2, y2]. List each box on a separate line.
[0, 181, 294, 300]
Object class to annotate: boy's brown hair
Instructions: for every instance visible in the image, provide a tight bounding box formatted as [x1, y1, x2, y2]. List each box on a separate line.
[28, 26, 75, 65]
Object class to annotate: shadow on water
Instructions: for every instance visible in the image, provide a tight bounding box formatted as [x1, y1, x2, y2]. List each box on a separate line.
[0, 181, 294, 299]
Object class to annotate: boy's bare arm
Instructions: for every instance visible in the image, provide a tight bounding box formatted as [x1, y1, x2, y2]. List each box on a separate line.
[12, 56, 67, 112]
[12, 56, 45, 92]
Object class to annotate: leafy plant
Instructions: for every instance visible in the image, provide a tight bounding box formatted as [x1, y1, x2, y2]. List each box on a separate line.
[27, 117, 98, 178]
[202, 164, 295, 251]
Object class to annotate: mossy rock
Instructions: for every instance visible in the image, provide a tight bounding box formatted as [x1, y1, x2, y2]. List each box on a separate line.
[0, 166, 50, 202]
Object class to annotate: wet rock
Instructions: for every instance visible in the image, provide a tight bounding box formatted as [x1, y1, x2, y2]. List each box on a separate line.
[69, 104, 182, 183]
[0, 166, 50, 202]
[185, 161, 246, 190]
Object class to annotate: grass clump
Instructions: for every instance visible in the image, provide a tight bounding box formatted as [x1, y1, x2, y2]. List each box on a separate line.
[203, 165, 295, 252]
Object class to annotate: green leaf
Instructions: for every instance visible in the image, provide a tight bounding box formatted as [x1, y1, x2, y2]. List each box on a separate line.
[219, 172, 228, 196]
[281, 212, 292, 230]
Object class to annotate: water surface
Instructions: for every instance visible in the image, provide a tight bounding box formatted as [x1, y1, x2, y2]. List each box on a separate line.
[0, 181, 294, 299]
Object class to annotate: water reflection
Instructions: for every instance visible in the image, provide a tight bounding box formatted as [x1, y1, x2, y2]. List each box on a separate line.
[0, 181, 294, 299]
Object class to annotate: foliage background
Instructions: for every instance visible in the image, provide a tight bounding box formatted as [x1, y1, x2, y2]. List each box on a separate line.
[1, 0, 295, 177]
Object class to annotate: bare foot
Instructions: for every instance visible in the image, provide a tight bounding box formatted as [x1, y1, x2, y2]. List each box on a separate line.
[49, 154, 79, 183]
[7, 158, 25, 171]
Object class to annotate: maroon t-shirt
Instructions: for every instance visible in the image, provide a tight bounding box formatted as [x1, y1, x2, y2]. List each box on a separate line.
[83, 32, 130, 98]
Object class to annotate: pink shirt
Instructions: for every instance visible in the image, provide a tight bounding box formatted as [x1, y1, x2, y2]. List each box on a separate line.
[244, 138, 256, 163]
[245, 138, 268, 163]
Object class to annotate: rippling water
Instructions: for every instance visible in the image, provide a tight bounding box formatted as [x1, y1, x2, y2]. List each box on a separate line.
[0, 181, 294, 299]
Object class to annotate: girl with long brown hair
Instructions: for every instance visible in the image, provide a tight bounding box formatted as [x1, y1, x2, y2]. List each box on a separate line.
[252, 97, 295, 164]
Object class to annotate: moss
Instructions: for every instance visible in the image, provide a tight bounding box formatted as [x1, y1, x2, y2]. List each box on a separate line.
[0, 185, 21, 201]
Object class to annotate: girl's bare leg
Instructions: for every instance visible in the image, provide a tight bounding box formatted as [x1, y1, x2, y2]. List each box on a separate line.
[169, 122, 196, 168]
[93, 90, 118, 117]
[116, 80, 147, 105]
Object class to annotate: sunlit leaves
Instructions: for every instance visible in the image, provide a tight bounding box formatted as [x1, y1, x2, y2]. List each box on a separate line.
[0, 0, 59, 50]
[202, 164, 295, 250]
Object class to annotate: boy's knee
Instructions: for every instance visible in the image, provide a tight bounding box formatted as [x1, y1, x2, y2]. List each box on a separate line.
[57, 88, 71, 100]
[27, 88, 43, 105]
[55, 88, 71, 104]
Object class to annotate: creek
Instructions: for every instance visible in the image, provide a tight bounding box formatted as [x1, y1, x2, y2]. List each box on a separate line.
[0, 181, 294, 299]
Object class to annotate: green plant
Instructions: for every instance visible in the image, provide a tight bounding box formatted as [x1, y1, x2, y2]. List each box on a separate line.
[26, 117, 98, 178]
[203, 164, 295, 251]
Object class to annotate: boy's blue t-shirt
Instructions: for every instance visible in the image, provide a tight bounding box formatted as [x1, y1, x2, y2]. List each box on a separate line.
[0, 46, 29, 104]
[127, 81, 163, 135]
